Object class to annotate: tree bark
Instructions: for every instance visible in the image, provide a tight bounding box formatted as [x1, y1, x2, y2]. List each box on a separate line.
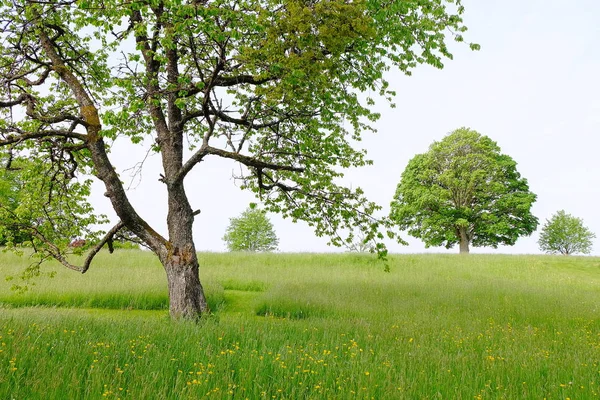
[459, 228, 470, 254]
[161, 184, 209, 319]
[162, 246, 208, 319]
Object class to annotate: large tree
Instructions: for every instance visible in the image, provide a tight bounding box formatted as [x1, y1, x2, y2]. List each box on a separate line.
[390, 128, 538, 254]
[538, 210, 595, 255]
[0, 0, 475, 318]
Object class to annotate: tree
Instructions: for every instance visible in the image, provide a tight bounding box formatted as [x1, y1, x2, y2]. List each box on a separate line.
[0, 152, 99, 248]
[346, 231, 376, 253]
[390, 128, 538, 254]
[0, 0, 476, 319]
[538, 210, 595, 255]
[223, 206, 278, 252]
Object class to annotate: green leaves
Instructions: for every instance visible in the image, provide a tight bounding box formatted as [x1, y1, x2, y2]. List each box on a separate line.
[222, 206, 279, 252]
[0, 149, 107, 289]
[390, 128, 538, 253]
[538, 210, 595, 255]
[1, 0, 476, 270]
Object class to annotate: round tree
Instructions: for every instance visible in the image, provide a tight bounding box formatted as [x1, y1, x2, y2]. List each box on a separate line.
[223, 206, 279, 252]
[538, 210, 595, 255]
[390, 127, 538, 254]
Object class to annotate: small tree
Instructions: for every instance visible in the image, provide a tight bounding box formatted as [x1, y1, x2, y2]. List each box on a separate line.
[347, 232, 376, 253]
[223, 206, 279, 252]
[390, 127, 538, 254]
[538, 210, 595, 255]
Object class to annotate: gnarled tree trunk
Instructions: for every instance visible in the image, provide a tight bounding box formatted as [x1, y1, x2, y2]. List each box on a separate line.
[162, 172, 208, 318]
[162, 247, 208, 318]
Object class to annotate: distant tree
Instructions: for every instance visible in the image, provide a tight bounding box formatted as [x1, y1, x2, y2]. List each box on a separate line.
[390, 127, 538, 254]
[347, 232, 376, 253]
[223, 206, 279, 252]
[538, 210, 595, 255]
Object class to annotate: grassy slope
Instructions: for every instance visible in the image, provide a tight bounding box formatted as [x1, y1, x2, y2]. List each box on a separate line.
[1, 251, 600, 399]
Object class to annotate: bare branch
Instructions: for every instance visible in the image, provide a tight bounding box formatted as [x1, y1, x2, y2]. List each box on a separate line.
[170, 72, 272, 99]
[256, 169, 300, 193]
[181, 109, 205, 125]
[21, 66, 52, 86]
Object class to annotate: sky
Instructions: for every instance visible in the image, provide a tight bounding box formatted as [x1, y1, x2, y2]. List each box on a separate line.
[91, 0, 600, 255]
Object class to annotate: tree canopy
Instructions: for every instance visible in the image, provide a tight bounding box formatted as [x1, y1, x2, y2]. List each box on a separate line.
[0, 0, 476, 318]
[389, 127, 538, 254]
[223, 205, 278, 252]
[0, 153, 26, 245]
[538, 210, 595, 255]
[0, 152, 101, 250]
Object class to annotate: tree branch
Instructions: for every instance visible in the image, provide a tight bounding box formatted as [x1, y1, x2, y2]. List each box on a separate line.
[29, 228, 83, 272]
[39, 29, 99, 132]
[19, 67, 52, 87]
[207, 146, 304, 172]
[28, 221, 126, 273]
[181, 106, 288, 129]
[213, 108, 281, 129]
[173, 73, 273, 99]
[0, 93, 30, 107]
[81, 221, 126, 273]
[174, 145, 304, 184]
[25, 107, 87, 126]
[0, 129, 87, 146]
[213, 74, 274, 87]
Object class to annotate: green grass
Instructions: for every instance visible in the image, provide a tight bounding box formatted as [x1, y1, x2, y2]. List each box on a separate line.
[1, 251, 600, 398]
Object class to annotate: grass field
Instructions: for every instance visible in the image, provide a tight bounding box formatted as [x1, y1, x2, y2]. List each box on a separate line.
[1, 251, 600, 399]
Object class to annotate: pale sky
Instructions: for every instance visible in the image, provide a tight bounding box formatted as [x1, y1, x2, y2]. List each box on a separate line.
[92, 0, 600, 255]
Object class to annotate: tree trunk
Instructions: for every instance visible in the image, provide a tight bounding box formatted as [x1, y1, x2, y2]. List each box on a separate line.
[459, 228, 470, 254]
[163, 176, 208, 319]
[163, 247, 208, 319]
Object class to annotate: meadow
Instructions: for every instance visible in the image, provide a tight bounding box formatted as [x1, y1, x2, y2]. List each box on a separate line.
[1, 251, 600, 399]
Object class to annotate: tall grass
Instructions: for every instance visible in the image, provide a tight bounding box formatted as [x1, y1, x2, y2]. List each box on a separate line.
[1, 251, 600, 398]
